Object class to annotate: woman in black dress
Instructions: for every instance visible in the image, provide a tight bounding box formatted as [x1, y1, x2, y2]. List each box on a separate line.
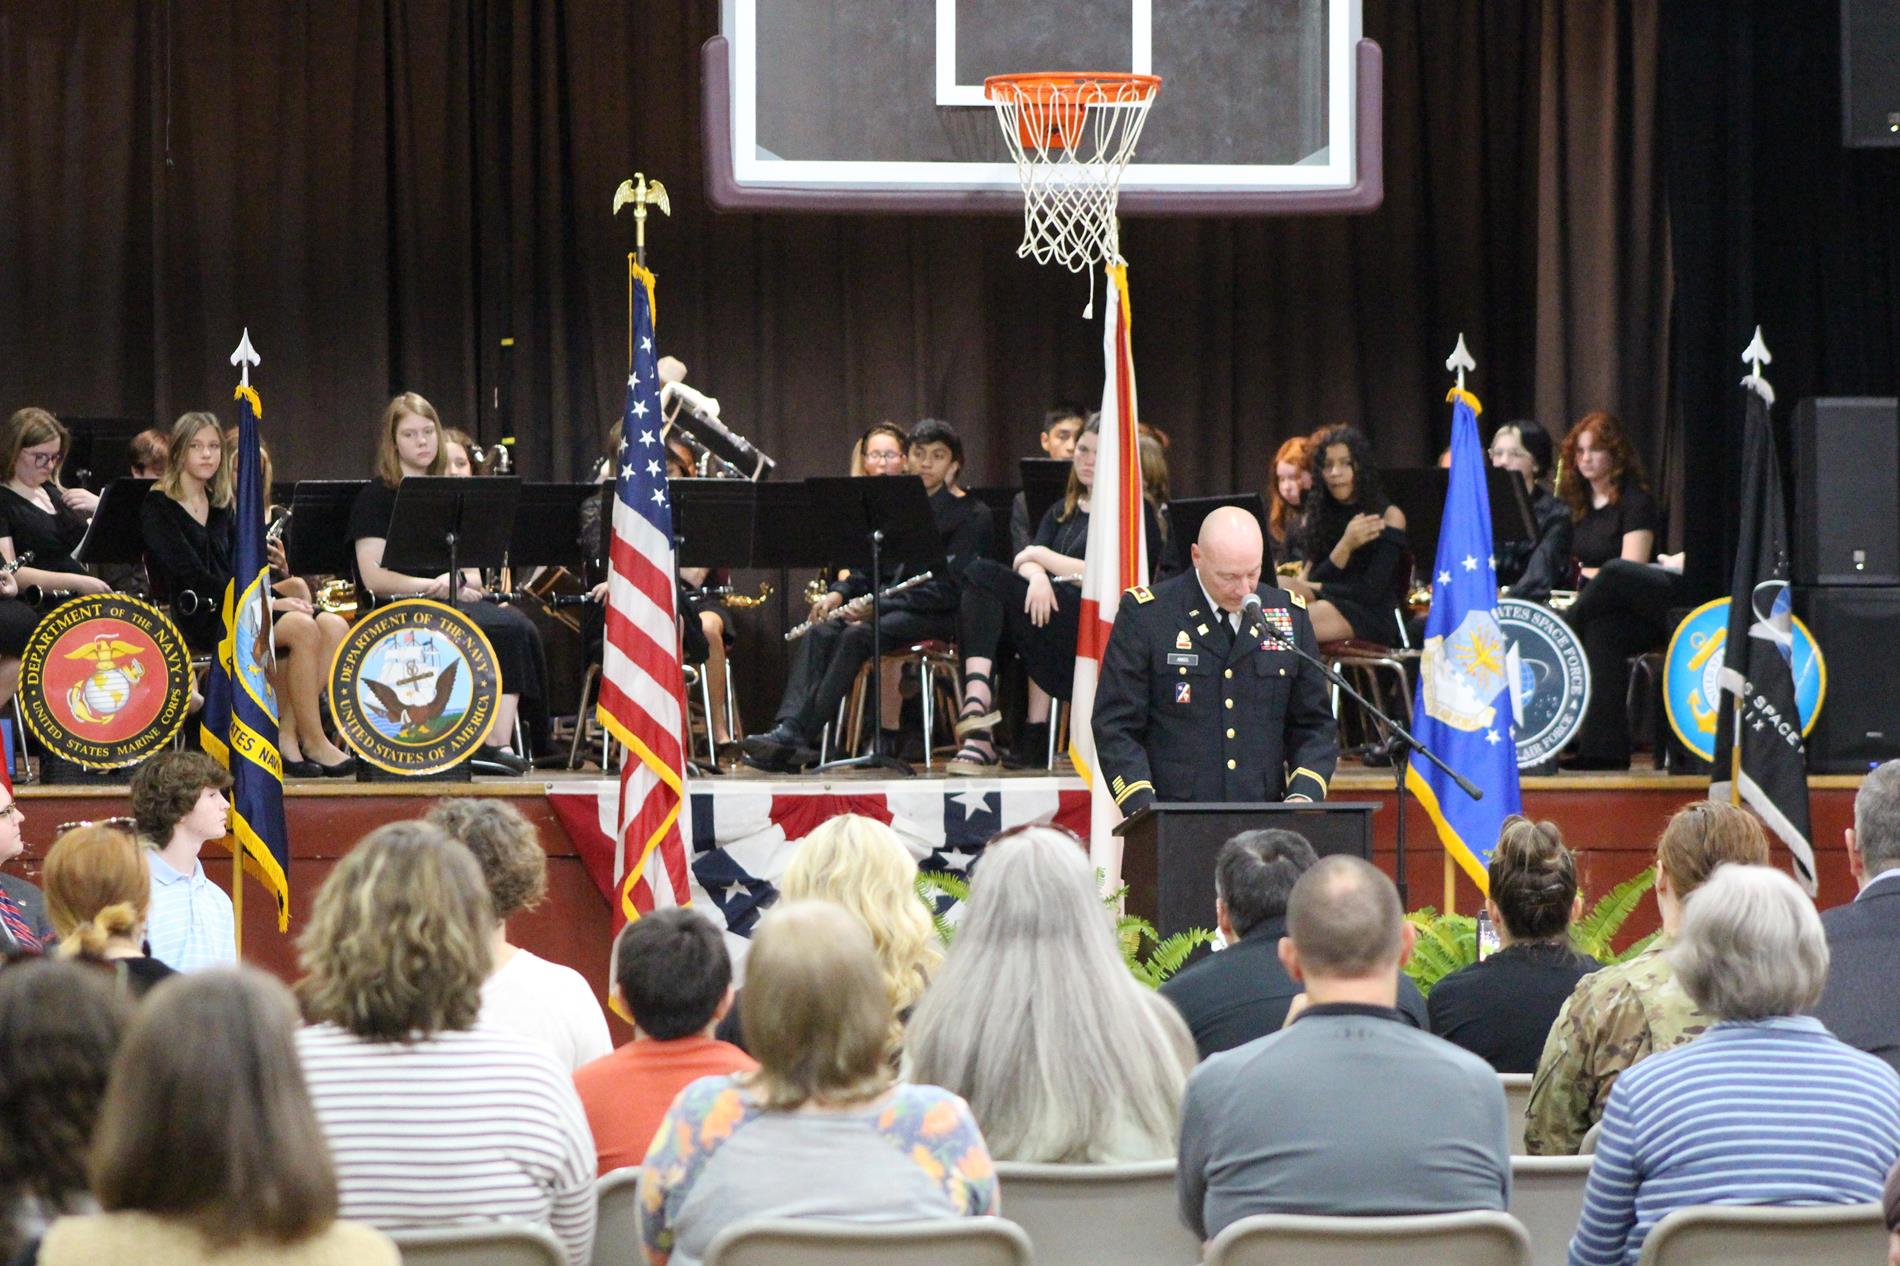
[1286, 424, 1409, 645]
[142, 413, 356, 777]
[1488, 419, 1572, 601]
[0, 409, 104, 706]
[348, 393, 547, 772]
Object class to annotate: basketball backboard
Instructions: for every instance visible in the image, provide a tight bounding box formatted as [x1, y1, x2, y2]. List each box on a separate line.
[705, 0, 1382, 215]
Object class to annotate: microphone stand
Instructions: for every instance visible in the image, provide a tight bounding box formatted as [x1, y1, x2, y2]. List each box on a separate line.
[1253, 605, 1481, 909]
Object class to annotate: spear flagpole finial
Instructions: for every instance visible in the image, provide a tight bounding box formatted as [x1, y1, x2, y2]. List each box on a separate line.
[230, 328, 260, 389]
[1445, 332, 1476, 393]
[1741, 325, 1775, 405]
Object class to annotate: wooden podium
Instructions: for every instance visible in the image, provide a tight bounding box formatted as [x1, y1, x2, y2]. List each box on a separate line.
[1113, 802, 1381, 938]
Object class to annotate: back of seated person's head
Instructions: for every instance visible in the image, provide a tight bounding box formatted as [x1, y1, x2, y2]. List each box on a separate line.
[1852, 760, 1900, 878]
[1486, 816, 1577, 941]
[0, 958, 132, 1261]
[425, 798, 547, 928]
[1216, 829, 1318, 939]
[92, 968, 337, 1248]
[612, 908, 731, 1041]
[1655, 801, 1770, 900]
[780, 815, 939, 1030]
[1671, 864, 1826, 1023]
[1285, 855, 1405, 979]
[129, 750, 231, 846]
[42, 825, 149, 957]
[296, 821, 493, 1042]
[742, 899, 892, 1110]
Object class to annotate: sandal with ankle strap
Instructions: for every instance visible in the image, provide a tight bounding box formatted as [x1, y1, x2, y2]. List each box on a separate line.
[953, 670, 1001, 738]
[947, 739, 1000, 776]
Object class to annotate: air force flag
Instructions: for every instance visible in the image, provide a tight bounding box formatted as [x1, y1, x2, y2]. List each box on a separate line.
[1407, 391, 1522, 890]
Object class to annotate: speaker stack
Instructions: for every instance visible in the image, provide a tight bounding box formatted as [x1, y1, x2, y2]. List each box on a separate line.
[1793, 397, 1900, 772]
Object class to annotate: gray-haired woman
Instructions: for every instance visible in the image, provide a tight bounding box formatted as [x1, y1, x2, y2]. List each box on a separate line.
[905, 825, 1196, 1162]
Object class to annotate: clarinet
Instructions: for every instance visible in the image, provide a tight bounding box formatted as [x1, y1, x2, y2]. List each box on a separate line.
[784, 572, 934, 642]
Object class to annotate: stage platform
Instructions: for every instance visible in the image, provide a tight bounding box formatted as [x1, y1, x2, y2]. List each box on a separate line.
[10, 765, 1865, 1039]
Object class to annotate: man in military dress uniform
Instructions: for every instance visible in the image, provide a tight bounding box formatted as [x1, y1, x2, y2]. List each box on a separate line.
[1093, 506, 1337, 816]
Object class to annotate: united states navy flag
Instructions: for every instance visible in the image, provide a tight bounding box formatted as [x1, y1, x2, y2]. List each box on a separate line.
[1407, 390, 1522, 890]
[200, 376, 291, 930]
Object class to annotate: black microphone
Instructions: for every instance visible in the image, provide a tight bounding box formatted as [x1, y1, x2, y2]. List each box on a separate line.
[1241, 591, 1264, 622]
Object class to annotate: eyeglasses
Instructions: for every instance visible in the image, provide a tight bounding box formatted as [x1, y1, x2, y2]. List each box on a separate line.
[862, 450, 905, 466]
[0, 805, 19, 823]
[21, 451, 59, 469]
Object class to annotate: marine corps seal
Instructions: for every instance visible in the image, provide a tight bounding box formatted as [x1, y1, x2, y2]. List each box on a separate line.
[329, 599, 502, 776]
[18, 595, 193, 769]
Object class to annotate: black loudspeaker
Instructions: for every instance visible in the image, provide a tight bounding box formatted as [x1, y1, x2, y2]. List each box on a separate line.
[1794, 397, 1900, 586]
[1844, 0, 1900, 147]
[1795, 586, 1900, 773]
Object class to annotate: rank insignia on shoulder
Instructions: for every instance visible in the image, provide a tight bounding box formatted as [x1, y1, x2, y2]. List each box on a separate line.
[1285, 588, 1307, 609]
[1127, 585, 1154, 604]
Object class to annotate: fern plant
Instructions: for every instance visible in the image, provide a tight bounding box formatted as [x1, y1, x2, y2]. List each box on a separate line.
[913, 869, 1212, 989]
[1570, 866, 1658, 964]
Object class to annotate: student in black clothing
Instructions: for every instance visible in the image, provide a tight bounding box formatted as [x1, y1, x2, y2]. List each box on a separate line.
[744, 418, 992, 771]
[0, 410, 104, 711]
[1554, 411, 1680, 769]
[143, 413, 357, 777]
[348, 393, 550, 773]
[1488, 419, 1572, 601]
[1427, 816, 1598, 1073]
[1285, 424, 1409, 644]
[1159, 829, 1429, 1061]
[1005, 403, 1085, 556]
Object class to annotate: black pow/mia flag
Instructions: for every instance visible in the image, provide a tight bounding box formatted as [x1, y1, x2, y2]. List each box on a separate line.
[1710, 383, 1816, 891]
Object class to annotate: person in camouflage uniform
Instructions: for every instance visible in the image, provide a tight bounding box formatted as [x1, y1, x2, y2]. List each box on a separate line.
[1523, 801, 1770, 1154]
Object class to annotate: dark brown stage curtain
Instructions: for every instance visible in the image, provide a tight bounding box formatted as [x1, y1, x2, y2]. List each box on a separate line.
[0, 0, 1671, 509]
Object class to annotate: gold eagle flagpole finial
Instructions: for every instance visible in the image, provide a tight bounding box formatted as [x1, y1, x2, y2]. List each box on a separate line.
[613, 174, 671, 269]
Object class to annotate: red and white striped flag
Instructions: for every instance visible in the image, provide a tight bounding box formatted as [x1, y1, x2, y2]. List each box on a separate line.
[597, 262, 690, 925]
[1069, 264, 1148, 883]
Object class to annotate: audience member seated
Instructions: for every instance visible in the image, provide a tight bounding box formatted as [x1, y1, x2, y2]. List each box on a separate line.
[42, 969, 400, 1266]
[1886, 1160, 1900, 1266]
[1284, 424, 1409, 644]
[905, 825, 1195, 1162]
[574, 908, 755, 1176]
[1489, 419, 1572, 601]
[1429, 816, 1597, 1072]
[0, 781, 52, 951]
[1568, 865, 1900, 1266]
[1007, 402, 1085, 555]
[1176, 856, 1508, 1243]
[1266, 434, 1314, 570]
[1525, 801, 1769, 1154]
[719, 814, 939, 1057]
[42, 825, 175, 996]
[637, 899, 997, 1266]
[0, 960, 130, 1264]
[294, 822, 596, 1266]
[131, 752, 236, 973]
[425, 799, 610, 1071]
[1815, 760, 1900, 1073]
[1161, 830, 1428, 1059]
[1554, 411, 1676, 770]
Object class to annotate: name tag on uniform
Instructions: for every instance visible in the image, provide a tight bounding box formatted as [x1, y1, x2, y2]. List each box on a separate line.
[1166, 653, 1199, 667]
[1174, 681, 1192, 704]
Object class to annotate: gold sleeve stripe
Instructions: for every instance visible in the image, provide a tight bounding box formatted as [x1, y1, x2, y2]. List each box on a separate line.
[1292, 767, 1330, 798]
[1112, 779, 1153, 807]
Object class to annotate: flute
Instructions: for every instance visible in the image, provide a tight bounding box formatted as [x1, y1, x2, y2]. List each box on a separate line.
[784, 572, 933, 642]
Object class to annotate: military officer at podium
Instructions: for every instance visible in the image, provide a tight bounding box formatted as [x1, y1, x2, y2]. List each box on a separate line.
[1093, 506, 1336, 817]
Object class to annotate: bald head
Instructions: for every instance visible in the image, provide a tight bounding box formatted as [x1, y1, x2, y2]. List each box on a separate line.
[1192, 506, 1265, 614]
[1285, 855, 1405, 977]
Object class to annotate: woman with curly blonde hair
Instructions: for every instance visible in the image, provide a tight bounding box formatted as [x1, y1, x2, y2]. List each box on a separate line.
[41, 825, 175, 997]
[721, 814, 939, 1056]
[293, 821, 597, 1266]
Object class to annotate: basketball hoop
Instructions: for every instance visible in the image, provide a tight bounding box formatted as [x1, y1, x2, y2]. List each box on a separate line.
[985, 72, 1162, 275]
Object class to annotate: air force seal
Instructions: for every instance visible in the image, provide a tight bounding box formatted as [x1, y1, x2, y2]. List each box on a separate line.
[329, 599, 502, 776]
[1495, 598, 1590, 768]
[18, 595, 192, 769]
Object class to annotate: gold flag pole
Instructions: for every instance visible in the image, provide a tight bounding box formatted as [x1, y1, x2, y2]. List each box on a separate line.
[1444, 853, 1456, 917]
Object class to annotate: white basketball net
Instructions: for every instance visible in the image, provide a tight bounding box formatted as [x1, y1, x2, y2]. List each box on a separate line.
[987, 76, 1159, 274]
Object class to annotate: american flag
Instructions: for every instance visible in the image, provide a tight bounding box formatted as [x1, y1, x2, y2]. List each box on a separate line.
[596, 263, 690, 924]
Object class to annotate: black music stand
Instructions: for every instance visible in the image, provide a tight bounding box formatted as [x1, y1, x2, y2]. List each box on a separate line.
[61, 417, 148, 490]
[285, 481, 368, 579]
[383, 477, 520, 611]
[73, 479, 154, 568]
[1385, 467, 1537, 577]
[1115, 801, 1380, 940]
[506, 483, 598, 575]
[1164, 493, 1269, 576]
[803, 475, 943, 775]
[1020, 457, 1073, 533]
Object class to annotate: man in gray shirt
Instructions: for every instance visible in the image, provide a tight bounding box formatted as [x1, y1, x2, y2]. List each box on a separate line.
[1176, 855, 1510, 1242]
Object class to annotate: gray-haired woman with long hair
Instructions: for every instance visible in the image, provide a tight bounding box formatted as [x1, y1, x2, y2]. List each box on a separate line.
[905, 825, 1197, 1162]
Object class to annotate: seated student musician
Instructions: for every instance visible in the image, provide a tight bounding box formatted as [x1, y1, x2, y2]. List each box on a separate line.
[1489, 419, 1572, 601]
[127, 427, 168, 479]
[948, 419, 1161, 772]
[1007, 403, 1085, 555]
[743, 418, 992, 771]
[0, 409, 104, 705]
[347, 393, 549, 773]
[143, 413, 356, 778]
[1283, 424, 1409, 645]
[1267, 434, 1314, 570]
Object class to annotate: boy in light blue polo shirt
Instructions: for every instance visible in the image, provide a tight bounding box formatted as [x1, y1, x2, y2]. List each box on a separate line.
[133, 751, 236, 972]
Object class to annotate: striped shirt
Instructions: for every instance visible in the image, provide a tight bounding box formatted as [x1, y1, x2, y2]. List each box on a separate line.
[144, 849, 235, 973]
[1568, 1016, 1900, 1266]
[296, 1022, 598, 1266]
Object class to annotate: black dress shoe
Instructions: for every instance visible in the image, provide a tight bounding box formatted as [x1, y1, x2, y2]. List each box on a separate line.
[741, 724, 807, 771]
[316, 756, 358, 778]
[474, 745, 532, 774]
[282, 759, 324, 779]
